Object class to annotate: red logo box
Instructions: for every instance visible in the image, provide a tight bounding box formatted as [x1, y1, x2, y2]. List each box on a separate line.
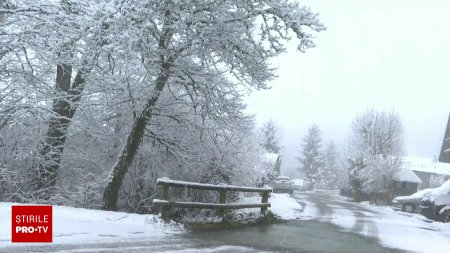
[12, 205, 52, 243]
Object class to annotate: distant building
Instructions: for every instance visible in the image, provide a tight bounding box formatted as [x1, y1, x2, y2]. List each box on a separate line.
[403, 157, 450, 189]
[259, 153, 282, 184]
[392, 168, 422, 196]
[439, 113, 450, 163]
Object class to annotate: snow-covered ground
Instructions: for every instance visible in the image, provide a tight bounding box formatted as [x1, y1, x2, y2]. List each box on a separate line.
[359, 201, 450, 253]
[237, 192, 318, 221]
[296, 192, 450, 253]
[2, 193, 450, 253]
[241, 191, 450, 253]
[236, 193, 304, 220]
[0, 202, 183, 249]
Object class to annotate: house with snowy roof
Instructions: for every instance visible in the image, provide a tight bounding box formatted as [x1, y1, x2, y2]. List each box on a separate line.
[258, 153, 281, 184]
[395, 117, 450, 193]
[392, 167, 422, 196]
[403, 156, 450, 189]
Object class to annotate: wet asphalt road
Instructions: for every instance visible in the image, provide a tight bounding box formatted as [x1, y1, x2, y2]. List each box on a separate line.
[185, 191, 404, 253]
[1, 192, 406, 253]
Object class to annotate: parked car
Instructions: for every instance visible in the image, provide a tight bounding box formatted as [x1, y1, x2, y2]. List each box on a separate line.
[303, 180, 314, 191]
[419, 180, 450, 222]
[392, 188, 433, 213]
[291, 179, 305, 192]
[273, 176, 294, 194]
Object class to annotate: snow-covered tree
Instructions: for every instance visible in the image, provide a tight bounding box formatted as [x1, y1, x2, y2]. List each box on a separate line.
[0, 0, 116, 199]
[297, 123, 323, 189]
[0, 0, 324, 211]
[318, 141, 340, 190]
[96, 0, 325, 210]
[260, 120, 281, 154]
[345, 109, 404, 202]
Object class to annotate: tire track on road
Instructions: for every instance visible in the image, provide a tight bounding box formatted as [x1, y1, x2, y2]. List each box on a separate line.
[297, 191, 380, 240]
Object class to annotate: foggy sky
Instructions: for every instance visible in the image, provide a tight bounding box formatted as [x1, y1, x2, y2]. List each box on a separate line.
[245, 0, 450, 171]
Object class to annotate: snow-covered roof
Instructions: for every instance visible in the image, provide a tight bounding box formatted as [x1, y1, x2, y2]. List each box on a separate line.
[404, 156, 450, 176]
[262, 153, 280, 165]
[393, 168, 422, 183]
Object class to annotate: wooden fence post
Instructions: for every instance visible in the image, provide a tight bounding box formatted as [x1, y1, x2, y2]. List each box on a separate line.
[218, 190, 227, 218]
[154, 178, 273, 220]
[161, 184, 170, 222]
[261, 192, 269, 215]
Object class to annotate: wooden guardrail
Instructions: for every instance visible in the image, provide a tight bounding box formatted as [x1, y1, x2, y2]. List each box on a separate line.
[152, 178, 272, 221]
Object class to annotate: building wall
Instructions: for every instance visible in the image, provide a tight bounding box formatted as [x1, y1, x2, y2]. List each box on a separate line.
[412, 170, 450, 189]
[412, 170, 432, 189]
[393, 180, 419, 196]
[439, 113, 450, 163]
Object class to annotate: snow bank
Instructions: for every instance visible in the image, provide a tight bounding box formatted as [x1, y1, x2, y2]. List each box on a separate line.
[268, 193, 304, 220]
[237, 193, 313, 220]
[0, 202, 183, 248]
[359, 203, 450, 253]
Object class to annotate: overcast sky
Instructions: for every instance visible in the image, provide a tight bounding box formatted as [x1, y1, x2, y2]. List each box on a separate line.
[245, 0, 450, 171]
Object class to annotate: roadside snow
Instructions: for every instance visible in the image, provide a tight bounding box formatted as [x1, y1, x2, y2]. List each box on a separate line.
[268, 193, 304, 220]
[237, 193, 317, 220]
[331, 194, 450, 253]
[359, 203, 450, 253]
[0, 202, 183, 249]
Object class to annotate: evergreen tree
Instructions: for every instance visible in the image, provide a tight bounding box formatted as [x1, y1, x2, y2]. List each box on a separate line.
[297, 123, 323, 189]
[318, 141, 339, 189]
[261, 120, 281, 154]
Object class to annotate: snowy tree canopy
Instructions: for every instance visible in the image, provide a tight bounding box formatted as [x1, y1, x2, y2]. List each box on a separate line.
[350, 109, 404, 158]
[101, 0, 326, 210]
[0, 0, 325, 210]
[345, 109, 405, 200]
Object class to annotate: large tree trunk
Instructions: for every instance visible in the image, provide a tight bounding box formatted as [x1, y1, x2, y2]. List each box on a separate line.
[33, 64, 88, 196]
[102, 63, 171, 211]
[102, 5, 174, 211]
[32, 0, 105, 196]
